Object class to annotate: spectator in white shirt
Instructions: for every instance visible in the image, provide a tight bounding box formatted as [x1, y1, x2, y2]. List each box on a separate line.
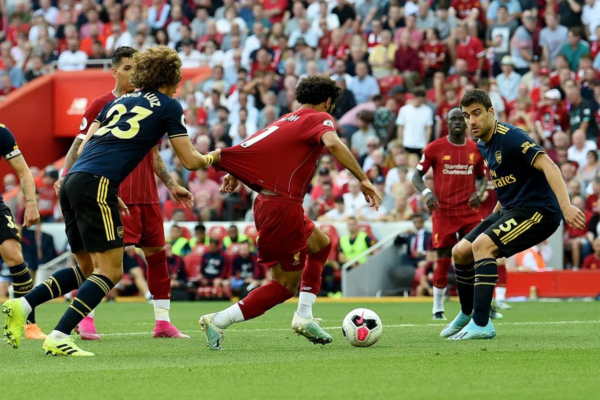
[317, 196, 350, 221]
[228, 90, 259, 126]
[396, 88, 433, 154]
[148, 0, 171, 31]
[178, 38, 202, 68]
[495, 55, 521, 101]
[33, 0, 59, 26]
[242, 22, 263, 67]
[343, 179, 369, 216]
[310, 1, 340, 32]
[57, 38, 88, 71]
[288, 18, 319, 48]
[330, 59, 353, 87]
[582, 0, 600, 41]
[105, 24, 133, 57]
[349, 62, 380, 104]
[568, 129, 598, 168]
[229, 108, 258, 145]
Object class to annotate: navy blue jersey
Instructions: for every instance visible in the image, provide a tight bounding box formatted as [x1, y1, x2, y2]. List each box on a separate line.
[201, 251, 228, 280]
[0, 124, 22, 207]
[477, 122, 562, 222]
[69, 90, 188, 183]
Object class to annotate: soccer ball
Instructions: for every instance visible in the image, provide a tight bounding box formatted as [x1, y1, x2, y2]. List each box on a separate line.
[342, 308, 382, 347]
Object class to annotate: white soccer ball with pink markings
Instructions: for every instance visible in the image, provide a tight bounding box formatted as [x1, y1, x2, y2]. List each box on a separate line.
[342, 308, 382, 347]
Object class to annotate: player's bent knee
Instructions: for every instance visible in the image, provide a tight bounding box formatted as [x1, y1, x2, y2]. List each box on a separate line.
[0, 239, 24, 266]
[307, 226, 330, 255]
[452, 240, 473, 264]
[471, 235, 498, 258]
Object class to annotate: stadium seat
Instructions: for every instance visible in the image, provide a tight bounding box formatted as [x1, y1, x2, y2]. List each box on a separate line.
[358, 223, 376, 241]
[208, 225, 227, 242]
[184, 254, 202, 280]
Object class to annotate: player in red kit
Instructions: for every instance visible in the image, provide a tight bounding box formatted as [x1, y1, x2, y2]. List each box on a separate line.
[55, 47, 191, 339]
[412, 107, 487, 320]
[198, 76, 381, 350]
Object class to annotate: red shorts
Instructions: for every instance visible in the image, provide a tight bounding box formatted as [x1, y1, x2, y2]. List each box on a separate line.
[254, 194, 310, 271]
[122, 203, 166, 248]
[432, 213, 482, 249]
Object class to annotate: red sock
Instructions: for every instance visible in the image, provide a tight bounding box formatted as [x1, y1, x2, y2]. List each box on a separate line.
[433, 258, 452, 288]
[300, 241, 331, 296]
[497, 264, 507, 287]
[238, 281, 294, 320]
[145, 250, 170, 300]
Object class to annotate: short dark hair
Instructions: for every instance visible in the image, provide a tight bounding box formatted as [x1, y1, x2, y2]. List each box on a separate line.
[295, 75, 342, 107]
[460, 89, 493, 111]
[413, 87, 426, 98]
[497, 5, 508, 11]
[448, 105, 462, 114]
[229, 225, 238, 230]
[412, 213, 424, 220]
[195, 224, 206, 232]
[209, 238, 220, 246]
[569, 27, 583, 38]
[334, 196, 344, 203]
[112, 46, 136, 66]
[322, 181, 333, 187]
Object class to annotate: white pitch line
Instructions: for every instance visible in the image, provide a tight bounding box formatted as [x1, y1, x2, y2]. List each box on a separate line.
[98, 319, 600, 337]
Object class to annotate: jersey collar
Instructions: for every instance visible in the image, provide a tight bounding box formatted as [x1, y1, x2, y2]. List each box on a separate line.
[446, 136, 466, 146]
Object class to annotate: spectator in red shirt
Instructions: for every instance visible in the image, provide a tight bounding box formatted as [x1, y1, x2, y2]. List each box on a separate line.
[394, 30, 421, 93]
[450, 0, 483, 37]
[263, 0, 288, 25]
[456, 24, 488, 79]
[586, 177, 600, 213]
[325, 28, 350, 68]
[420, 28, 447, 80]
[394, 13, 424, 49]
[582, 238, 600, 269]
[534, 88, 569, 140]
[250, 47, 276, 78]
[35, 166, 59, 222]
[434, 83, 460, 138]
[565, 196, 593, 269]
[6, 14, 30, 46]
[0, 75, 16, 97]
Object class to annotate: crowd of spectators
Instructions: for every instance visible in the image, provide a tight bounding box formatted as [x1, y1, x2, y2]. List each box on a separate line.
[2, 0, 600, 277]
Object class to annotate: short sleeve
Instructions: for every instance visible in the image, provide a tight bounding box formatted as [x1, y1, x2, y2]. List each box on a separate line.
[163, 100, 188, 139]
[0, 126, 21, 161]
[306, 112, 336, 144]
[504, 127, 546, 166]
[396, 107, 406, 126]
[425, 107, 434, 126]
[416, 143, 435, 173]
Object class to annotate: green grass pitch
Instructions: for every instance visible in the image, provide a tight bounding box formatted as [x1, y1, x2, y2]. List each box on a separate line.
[2, 300, 600, 400]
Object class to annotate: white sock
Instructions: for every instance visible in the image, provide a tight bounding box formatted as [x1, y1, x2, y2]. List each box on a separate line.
[21, 297, 32, 316]
[154, 299, 170, 322]
[87, 308, 95, 319]
[49, 330, 69, 341]
[212, 303, 244, 329]
[495, 287, 506, 302]
[297, 292, 316, 319]
[433, 287, 446, 313]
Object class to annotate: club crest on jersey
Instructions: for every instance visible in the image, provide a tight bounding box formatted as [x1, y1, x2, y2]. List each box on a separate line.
[293, 252, 301, 265]
[117, 226, 124, 238]
[80, 117, 88, 131]
[443, 155, 451, 160]
[323, 119, 334, 128]
[469, 153, 475, 163]
[495, 151, 502, 164]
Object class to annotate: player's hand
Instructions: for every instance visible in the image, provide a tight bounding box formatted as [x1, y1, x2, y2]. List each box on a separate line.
[360, 179, 382, 210]
[220, 174, 239, 193]
[563, 204, 586, 230]
[23, 202, 40, 227]
[117, 197, 130, 217]
[424, 192, 440, 211]
[207, 149, 221, 166]
[170, 185, 194, 208]
[54, 177, 64, 196]
[468, 192, 482, 209]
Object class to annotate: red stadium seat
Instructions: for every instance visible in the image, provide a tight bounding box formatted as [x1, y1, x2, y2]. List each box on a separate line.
[319, 224, 340, 261]
[358, 224, 376, 241]
[378, 75, 404, 96]
[184, 254, 202, 280]
[208, 225, 227, 242]
[244, 225, 259, 242]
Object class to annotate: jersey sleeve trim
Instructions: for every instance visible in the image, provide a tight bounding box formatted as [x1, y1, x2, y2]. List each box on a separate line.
[529, 150, 545, 166]
[76, 133, 86, 140]
[4, 148, 22, 161]
[168, 133, 189, 138]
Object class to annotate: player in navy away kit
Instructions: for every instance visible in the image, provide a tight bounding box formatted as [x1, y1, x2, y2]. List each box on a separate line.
[0, 124, 44, 346]
[3, 46, 220, 356]
[442, 89, 586, 340]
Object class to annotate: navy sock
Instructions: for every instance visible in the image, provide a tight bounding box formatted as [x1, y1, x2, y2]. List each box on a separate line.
[454, 262, 475, 316]
[9, 262, 36, 324]
[24, 265, 85, 311]
[55, 274, 114, 335]
[473, 258, 498, 327]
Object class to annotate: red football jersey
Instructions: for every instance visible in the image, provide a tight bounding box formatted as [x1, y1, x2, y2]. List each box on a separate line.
[583, 254, 600, 270]
[422, 41, 446, 70]
[451, 0, 483, 20]
[218, 108, 335, 201]
[456, 36, 488, 74]
[417, 137, 484, 217]
[76, 91, 158, 205]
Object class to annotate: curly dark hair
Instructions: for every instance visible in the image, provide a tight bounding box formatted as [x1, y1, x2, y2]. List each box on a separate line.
[460, 89, 493, 110]
[295, 75, 343, 107]
[131, 46, 182, 90]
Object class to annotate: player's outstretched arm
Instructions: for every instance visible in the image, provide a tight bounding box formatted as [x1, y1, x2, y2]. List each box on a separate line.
[169, 136, 221, 170]
[8, 155, 40, 227]
[321, 131, 382, 209]
[55, 137, 84, 195]
[152, 146, 194, 208]
[411, 170, 439, 211]
[77, 121, 101, 157]
[533, 153, 586, 229]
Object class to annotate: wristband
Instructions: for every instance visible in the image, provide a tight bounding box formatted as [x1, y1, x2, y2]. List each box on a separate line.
[205, 154, 214, 167]
[422, 188, 432, 196]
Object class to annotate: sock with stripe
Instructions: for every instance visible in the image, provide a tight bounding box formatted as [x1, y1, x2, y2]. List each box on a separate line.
[473, 258, 498, 327]
[54, 274, 115, 335]
[9, 262, 36, 323]
[432, 257, 452, 314]
[454, 262, 475, 315]
[23, 265, 85, 316]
